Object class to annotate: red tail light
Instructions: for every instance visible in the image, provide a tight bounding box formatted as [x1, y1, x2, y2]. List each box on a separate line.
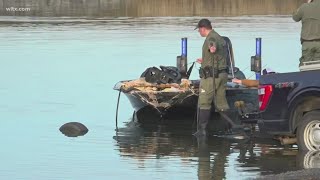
[258, 85, 273, 111]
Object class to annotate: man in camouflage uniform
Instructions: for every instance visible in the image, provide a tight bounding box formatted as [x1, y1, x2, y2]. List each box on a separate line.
[293, 0, 320, 67]
[193, 19, 229, 137]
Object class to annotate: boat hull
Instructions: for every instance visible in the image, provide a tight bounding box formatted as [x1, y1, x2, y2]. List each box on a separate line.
[115, 80, 259, 125]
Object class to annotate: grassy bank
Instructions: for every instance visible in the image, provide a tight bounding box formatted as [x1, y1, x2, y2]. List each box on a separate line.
[0, 0, 303, 17]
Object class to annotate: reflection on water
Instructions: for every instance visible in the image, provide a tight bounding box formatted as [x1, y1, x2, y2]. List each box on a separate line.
[0, 0, 303, 17]
[298, 151, 320, 169]
[114, 113, 320, 179]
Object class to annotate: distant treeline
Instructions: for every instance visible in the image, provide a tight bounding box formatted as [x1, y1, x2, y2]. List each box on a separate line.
[0, 0, 304, 17]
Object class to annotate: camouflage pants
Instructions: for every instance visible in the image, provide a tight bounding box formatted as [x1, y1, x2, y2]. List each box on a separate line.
[299, 41, 320, 67]
[198, 72, 229, 111]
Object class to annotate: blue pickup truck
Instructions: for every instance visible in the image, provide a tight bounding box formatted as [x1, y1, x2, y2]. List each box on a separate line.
[244, 69, 320, 151]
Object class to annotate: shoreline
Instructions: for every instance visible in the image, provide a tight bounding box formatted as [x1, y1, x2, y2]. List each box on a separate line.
[0, 0, 303, 17]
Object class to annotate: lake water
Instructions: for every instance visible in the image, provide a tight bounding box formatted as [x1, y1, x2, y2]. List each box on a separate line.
[0, 16, 310, 180]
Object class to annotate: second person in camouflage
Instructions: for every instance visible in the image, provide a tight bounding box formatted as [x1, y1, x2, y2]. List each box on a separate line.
[293, 0, 320, 67]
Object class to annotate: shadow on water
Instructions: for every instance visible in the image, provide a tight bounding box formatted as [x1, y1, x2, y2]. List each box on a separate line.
[113, 113, 320, 179]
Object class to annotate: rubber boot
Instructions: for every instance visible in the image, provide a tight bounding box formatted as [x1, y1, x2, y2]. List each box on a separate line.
[193, 109, 211, 137]
[219, 111, 244, 129]
[219, 111, 248, 140]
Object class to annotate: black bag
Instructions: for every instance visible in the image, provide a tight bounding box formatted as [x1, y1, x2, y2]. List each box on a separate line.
[140, 66, 182, 84]
[140, 67, 163, 84]
[160, 66, 181, 84]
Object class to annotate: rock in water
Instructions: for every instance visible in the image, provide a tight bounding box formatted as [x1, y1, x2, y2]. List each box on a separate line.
[59, 122, 88, 137]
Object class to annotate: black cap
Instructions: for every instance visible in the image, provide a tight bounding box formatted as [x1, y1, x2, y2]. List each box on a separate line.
[194, 19, 212, 30]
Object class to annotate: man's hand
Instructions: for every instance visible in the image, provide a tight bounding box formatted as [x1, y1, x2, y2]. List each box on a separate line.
[196, 58, 203, 64]
[232, 78, 242, 84]
[209, 45, 216, 53]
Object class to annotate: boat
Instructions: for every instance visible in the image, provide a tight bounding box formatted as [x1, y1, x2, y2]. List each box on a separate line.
[113, 36, 259, 123]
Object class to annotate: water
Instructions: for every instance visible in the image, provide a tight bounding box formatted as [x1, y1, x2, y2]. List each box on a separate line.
[0, 16, 310, 180]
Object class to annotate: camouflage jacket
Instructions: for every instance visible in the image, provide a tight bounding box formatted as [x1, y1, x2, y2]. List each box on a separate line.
[201, 30, 227, 71]
[293, 0, 320, 41]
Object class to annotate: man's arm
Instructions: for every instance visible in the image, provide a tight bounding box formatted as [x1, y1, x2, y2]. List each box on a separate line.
[293, 5, 304, 22]
[208, 37, 217, 53]
[232, 78, 259, 87]
[208, 38, 217, 53]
